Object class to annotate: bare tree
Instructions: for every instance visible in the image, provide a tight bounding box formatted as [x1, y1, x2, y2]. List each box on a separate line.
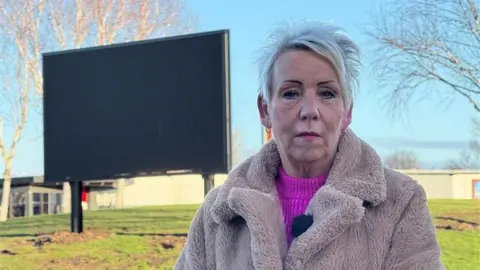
[0, 0, 195, 100]
[365, 0, 480, 117]
[384, 150, 422, 169]
[446, 117, 480, 169]
[0, 0, 195, 220]
[0, 43, 32, 221]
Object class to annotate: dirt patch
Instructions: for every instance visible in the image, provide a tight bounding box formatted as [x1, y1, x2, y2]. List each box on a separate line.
[38, 234, 187, 269]
[48, 230, 115, 245]
[43, 256, 105, 270]
[435, 216, 480, 232]
[115, 255, 171, 269]
[25, 229, 115, 246]
[3, 232, 187, 268]
[150, 234, 187, 250]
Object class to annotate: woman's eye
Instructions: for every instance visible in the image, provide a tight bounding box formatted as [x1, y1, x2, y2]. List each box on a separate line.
[319, 90, 336, 99]
[281, 90, 300, 99]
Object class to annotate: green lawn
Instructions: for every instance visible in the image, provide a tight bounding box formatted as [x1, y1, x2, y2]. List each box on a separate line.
[0, 200, 478, 269]
[427, 200, 480, 269]
[0, 205, 198, 269]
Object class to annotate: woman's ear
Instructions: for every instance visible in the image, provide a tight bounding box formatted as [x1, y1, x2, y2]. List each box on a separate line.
[342, 103, 353, 131]
[257, 94, 271, 129]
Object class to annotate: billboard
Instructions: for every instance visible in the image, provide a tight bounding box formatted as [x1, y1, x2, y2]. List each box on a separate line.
[42, 30, 231, 182]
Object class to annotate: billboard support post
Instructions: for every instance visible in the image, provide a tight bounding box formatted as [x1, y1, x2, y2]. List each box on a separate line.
[70, 181, 84, 233]
[202, 173, 214, 197]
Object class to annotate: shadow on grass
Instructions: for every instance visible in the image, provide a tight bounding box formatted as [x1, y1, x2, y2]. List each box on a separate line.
[435, 216, 479, 226]
[0, 216, 191, 234]
[0, 232, 188, 238]
[0, 233, 39, 238]
[116, 232, 187, 237]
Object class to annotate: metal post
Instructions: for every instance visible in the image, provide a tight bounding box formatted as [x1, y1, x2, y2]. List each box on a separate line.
[202, 174, 214, 197]
[70, 181, 83, 233]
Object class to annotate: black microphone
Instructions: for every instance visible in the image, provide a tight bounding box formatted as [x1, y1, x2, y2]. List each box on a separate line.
[362, 201, 372, 209]
[291, 214, 314, 238]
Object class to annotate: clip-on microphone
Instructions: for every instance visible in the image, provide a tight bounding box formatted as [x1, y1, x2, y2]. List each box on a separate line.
[292, 214, 314, 238]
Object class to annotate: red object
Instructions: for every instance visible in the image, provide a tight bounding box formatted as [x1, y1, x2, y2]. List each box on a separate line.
[81, 187, 88, 202]
[265, 128, 272, 142]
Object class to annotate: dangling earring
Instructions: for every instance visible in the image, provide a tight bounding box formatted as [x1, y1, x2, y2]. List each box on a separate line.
[265, 128, 272, 142]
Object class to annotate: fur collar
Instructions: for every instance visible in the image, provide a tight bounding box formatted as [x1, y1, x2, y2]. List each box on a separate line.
[210, 129, 387, 223]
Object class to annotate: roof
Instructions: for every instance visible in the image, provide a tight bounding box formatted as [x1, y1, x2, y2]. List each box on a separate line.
[0, 176, 119, 187]
[397, 169, 480, 175]
[1, 169, 479, 187]
[0, 176, 44, 186]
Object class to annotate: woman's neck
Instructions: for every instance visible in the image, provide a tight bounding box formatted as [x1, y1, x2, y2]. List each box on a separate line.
[281, 156, 333, 178]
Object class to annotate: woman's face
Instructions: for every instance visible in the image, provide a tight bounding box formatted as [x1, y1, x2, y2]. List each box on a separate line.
[258, 49, 352, 168]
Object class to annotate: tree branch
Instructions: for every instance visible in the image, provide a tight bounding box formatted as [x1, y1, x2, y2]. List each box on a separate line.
[366, 0, 480, 115]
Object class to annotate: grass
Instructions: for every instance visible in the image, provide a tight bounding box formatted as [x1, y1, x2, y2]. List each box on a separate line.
[427, 200, 480, 269]
[0, 205, 198, 269]
[0, 200, 478, 269]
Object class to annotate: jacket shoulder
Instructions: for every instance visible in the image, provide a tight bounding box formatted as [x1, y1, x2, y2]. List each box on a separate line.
[202, 185, 222, 212]
[382, 168, 443, 269]
[383, 168, 427, 205]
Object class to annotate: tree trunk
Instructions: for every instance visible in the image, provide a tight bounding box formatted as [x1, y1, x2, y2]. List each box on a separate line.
[0, 168, 12, 221]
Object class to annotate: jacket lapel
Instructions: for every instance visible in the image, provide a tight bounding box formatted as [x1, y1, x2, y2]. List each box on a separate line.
[227, 187, 287, 269]
[284, 185, 367, 268]
[210, 129, 387, 269]
[210, 142, 287, 269]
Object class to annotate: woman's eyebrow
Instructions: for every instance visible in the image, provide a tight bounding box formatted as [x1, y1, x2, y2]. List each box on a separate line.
[281, 79, 302, 85]
[317, 80, 337, 86]
[280, 79, 338, 86]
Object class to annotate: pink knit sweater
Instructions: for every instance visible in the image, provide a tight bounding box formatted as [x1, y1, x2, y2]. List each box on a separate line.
[275, 167, 327, 246]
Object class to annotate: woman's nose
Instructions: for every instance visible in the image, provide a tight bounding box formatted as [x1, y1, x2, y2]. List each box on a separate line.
[299, 96, 320, 121]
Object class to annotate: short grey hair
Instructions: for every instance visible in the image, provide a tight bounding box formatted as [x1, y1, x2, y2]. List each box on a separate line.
[256, 21, 361, 108]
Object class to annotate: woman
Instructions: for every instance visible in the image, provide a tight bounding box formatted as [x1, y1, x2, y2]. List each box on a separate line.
[175, 22, 443, 269]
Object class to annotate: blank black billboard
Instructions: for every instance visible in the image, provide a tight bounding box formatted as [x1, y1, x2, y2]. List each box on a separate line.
[42, 30, 231, 182]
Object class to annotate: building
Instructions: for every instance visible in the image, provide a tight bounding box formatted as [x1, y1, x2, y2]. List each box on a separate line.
[0, 176, 118, 218]
[0, 174, 228, 217]
[86, 174, 228, 210]
[0, 170, 478, 218]
[398, 170, 480, 199]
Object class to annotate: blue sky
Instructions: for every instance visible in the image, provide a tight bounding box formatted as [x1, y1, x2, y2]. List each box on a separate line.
[1, 0, 476, 176]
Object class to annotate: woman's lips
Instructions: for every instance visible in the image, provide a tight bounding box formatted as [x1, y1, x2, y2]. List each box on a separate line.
[296, 132, 320, 141]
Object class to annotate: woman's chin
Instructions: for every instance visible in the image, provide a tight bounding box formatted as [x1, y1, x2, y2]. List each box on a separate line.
[291, 149, 328, 163]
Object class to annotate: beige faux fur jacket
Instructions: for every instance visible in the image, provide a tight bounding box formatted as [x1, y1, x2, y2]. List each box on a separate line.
[175, 130, 444, 270]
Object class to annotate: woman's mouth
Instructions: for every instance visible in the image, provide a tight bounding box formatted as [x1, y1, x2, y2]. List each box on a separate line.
[297, 132, 320, 140]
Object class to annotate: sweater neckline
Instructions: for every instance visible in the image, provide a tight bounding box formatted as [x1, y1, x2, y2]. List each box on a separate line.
[275, 167, 327, 199]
